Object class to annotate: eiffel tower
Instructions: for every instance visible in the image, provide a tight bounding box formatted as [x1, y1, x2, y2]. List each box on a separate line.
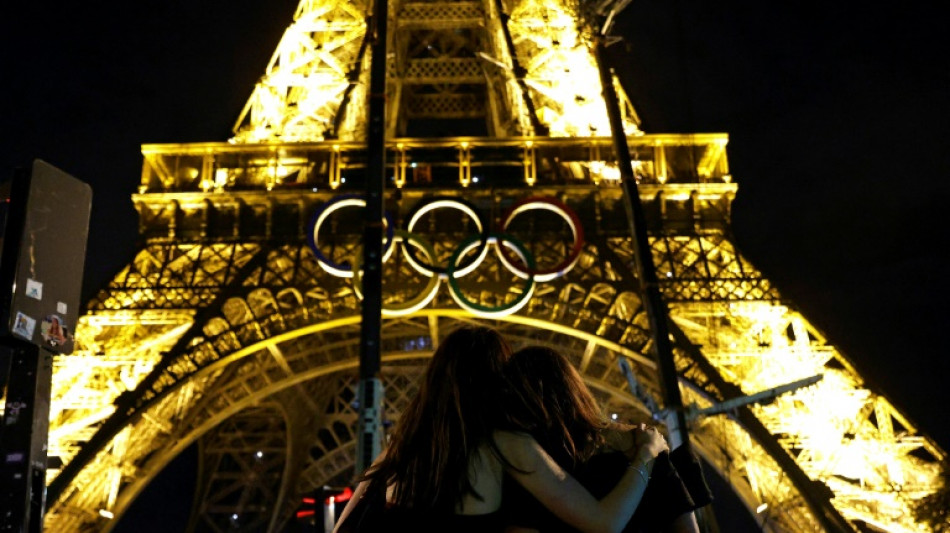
[39, 0, 944, 531]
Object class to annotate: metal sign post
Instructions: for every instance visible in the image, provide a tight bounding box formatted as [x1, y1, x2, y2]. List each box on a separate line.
[593, 23, 712, 531]
[0, 340, 52, 533]
[593, 37, 690, 450]
[355, 0, 388, 476]
[593, 11, 854, 530]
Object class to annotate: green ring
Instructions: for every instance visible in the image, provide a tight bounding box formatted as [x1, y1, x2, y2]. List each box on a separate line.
[447, 232, 536, 317]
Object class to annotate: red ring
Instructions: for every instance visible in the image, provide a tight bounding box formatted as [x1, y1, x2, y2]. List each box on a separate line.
[497, 196, 584, 281]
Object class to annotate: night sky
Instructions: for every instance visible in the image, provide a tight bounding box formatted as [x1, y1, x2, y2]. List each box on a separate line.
[3, 0, 949, 527]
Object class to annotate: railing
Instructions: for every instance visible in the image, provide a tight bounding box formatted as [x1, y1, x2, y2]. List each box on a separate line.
[139, 134, 731, 194]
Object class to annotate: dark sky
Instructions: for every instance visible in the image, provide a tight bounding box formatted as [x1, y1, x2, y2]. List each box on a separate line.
[3, 0, 948, 517]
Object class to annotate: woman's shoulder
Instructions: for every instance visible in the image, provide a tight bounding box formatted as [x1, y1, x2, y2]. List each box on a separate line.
[492, 429, 539, 453]
[492, 429, 533, 442]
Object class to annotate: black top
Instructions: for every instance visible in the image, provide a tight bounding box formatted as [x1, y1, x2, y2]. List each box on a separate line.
[335, 481, 507, 533]
[502, 448, 708, 533]
[381, 508, 507, 532]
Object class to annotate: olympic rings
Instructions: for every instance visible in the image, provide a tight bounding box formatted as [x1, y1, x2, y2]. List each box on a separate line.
[352, 230, 441, 317]
[307, 195, 585, 317]
[306, 194, 395, 278]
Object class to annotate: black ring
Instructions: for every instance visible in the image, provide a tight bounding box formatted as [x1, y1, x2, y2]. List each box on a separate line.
[402, 196, 489, 276]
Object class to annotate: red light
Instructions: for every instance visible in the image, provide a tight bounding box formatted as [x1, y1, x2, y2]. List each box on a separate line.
[296, 510, 315, 518]
[335, 487, 353, 503]
[302, 497, 316, 504]
[320, 486, 354, 505]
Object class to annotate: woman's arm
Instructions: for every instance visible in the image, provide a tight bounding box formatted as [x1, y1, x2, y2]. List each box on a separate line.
[332, 450, 388, 533]
[331, 479, 370, 533]
[667, 511, 701, 533]
[496, 428, 667, 533]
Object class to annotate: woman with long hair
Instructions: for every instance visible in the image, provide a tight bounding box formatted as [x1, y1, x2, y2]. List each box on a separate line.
[333, 326, 668, 533]
[503, 345, 709, 532]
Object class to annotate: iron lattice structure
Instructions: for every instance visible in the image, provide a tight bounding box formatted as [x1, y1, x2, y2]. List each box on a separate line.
[35, 0, 944, 531]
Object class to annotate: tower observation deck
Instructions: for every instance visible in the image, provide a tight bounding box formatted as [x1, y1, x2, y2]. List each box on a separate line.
[37, 0, 944, 531]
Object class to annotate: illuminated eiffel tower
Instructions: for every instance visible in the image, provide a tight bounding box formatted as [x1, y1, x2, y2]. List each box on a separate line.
[40, 0, 944, 531]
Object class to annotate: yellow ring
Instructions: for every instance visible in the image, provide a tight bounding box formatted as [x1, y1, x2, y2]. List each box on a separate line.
[352, 230, 441, 317]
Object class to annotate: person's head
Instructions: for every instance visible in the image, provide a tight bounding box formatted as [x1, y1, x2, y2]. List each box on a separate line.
[368, 325, 513, 511]
[505, 346, 607, 467]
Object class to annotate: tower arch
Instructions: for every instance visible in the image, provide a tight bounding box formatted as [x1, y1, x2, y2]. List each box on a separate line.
[50, 307, 842, 531]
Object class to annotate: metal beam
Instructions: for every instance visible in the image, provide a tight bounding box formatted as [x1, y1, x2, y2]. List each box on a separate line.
[355, 0, 388, 476]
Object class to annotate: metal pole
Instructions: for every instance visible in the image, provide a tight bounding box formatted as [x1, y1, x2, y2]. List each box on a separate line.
[0, 339, 52, 533]
[594, 36, 725, 533]
[355, 0, 388, 476]
[595, 36, 853, 533]
[593, 37, 690, 450]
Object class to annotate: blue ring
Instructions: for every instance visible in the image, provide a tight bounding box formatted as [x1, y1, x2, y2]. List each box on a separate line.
[307, 194, 394, 275]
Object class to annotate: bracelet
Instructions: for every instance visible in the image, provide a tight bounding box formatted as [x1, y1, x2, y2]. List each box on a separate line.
[629, 462, 649, 483]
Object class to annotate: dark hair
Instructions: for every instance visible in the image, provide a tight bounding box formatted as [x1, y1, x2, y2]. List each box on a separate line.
[505, 346, 607, 469]
[365, 325, 513, 512]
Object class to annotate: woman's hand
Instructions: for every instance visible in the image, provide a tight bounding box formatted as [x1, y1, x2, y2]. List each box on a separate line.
[626, 424, 668, 463]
